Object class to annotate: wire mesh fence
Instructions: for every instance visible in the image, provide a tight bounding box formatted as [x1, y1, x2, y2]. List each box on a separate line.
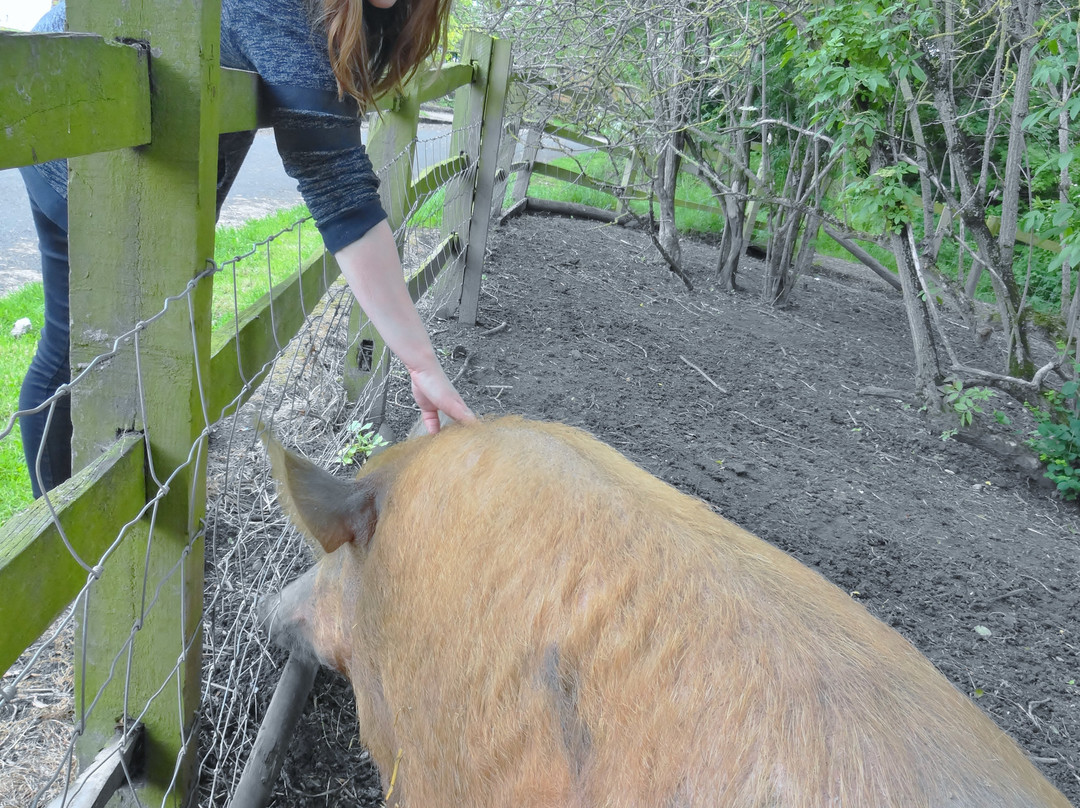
[0, 102, 486, 807]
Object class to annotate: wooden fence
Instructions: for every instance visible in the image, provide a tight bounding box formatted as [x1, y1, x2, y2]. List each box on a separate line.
[501, 121, 717, 225]
[0, 1, 510, 803]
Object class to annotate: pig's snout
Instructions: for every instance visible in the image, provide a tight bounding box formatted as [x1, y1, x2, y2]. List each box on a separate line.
[259, 568, 320, 666]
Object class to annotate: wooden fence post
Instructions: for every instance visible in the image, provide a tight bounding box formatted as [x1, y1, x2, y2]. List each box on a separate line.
[431, 31, 489, 318]
[458, 36, 513, 326]
[618, 149, 642, 213]
[66, 0, 220, 803]
[510, 123, 541, 208]
[489, 82, 526, 221]
[343, 91, 421, 419]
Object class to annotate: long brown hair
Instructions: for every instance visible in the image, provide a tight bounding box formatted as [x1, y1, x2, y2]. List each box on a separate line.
[317, 0, 452, 108]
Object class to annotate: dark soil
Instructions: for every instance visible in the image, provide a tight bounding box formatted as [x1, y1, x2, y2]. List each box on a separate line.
[268, 212, 1080, 805]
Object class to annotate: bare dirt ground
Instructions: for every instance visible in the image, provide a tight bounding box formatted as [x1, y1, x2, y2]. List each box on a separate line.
[256, 211, 1079, 806]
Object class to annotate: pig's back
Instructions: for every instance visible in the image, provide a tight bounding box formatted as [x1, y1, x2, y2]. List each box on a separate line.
[373, 417, 1070, 808]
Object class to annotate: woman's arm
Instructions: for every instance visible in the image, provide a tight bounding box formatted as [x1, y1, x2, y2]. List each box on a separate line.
[336, 220, 475, 434]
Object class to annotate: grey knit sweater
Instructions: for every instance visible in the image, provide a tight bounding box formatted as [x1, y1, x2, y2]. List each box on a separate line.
[33, 0, 387, 253]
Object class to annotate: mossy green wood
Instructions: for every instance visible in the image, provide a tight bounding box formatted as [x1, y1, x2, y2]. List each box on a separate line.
[208, 250, 342, 422]
[215, 61, 472, 137]
[618, 149, 642, 213]
[510, 123, 542, 207]
[0, 32, 150, 170]
[218, 67, 269, 133]
[416, 63, 476, 105]
[459, 36, 512, 326]
[0, 434, 144, 676]
[65, 0, 221, 802]
[528, 161, 621, 197]
[368, 88, 420, 239]
[342, 302, 390, 415]
[541, 121, 613, 153]
[490, 82, 526, 221]
[404, 153, 470, 215]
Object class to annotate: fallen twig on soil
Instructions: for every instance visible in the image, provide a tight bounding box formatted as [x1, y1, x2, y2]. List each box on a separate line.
[480, 321, 508, 337]
[450, 353, 473, 384]
[732, 411, 818, 455]
[860, 386, 918, 404]
[680, 356, 727, 393]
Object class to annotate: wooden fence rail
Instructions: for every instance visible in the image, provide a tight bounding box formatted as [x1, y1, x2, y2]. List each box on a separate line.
[0, 32, 151, 168]
[0, 8, 510, 804]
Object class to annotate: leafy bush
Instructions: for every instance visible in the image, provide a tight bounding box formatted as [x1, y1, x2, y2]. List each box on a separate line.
[939, 379, 994, 440]
[1027, 376, 1080, 500]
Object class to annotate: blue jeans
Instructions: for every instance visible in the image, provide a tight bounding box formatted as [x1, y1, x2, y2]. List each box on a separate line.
[18, 166, 72, 498]
[16, 132, 254, 497]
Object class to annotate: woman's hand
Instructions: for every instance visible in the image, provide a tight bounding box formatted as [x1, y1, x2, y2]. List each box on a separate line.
[408, 360, 475, 435]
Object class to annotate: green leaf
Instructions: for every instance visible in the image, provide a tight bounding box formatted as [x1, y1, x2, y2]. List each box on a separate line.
[1022, 108, 1047, 130]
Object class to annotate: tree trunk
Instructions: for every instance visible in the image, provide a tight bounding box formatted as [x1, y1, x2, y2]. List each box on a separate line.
[653, 130, 683, 268]
[763, 137, 812, 306]
[890, 222, 945, 403]
[929, 37, 1035, 378]
[897, 74, 936, 256]
[822, 225, 902, 292]
[1057, 80, 1075, 322]
[778, 210, 820, 308]
[716, 194, 745, 292]
[996, 0, 1039, 273]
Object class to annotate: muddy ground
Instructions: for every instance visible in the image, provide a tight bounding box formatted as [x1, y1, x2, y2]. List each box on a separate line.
[261, 212, 1079, 805]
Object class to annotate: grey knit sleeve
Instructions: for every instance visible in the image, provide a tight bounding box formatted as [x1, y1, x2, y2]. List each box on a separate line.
[221, 0, 388, 252]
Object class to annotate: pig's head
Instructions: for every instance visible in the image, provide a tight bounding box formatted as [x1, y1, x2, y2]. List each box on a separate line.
[256, 421, 415, 672]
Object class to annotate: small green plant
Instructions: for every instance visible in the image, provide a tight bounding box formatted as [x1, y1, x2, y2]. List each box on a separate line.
[338, 421, 388, 466]
[1026, 372, 1080, 500]
[939, 379, 994, 438]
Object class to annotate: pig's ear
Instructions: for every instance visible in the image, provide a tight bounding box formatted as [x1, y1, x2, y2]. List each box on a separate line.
[258, 421, 379, 554]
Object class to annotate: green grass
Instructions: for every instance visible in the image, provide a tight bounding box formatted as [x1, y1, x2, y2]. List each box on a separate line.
[212, 205, 324, 332]
[0, 283, 46, 523]
[0, 204, 326, 525]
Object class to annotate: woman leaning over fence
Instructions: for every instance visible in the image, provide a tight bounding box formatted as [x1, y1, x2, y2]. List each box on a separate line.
[18, 0, 474, 497]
